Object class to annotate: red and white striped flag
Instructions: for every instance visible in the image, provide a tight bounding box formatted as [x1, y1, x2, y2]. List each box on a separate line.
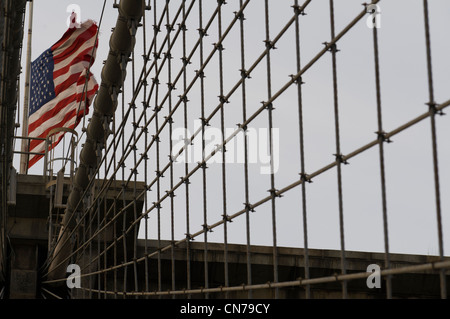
[27, 19, 99, 168]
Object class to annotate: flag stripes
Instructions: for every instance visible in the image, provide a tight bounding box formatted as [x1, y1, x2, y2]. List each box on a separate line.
[27, 20, 99, 168]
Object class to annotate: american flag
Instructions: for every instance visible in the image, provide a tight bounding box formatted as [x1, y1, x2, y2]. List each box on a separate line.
[27, 19, 99, 168]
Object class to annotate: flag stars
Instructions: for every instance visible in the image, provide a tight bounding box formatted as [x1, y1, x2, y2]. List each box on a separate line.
[29, 48, 55, 116]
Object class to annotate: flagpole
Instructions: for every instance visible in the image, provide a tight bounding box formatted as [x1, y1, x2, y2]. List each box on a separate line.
[19, 0, 33, 174]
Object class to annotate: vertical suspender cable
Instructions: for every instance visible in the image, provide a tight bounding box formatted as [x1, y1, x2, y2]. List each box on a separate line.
[294, 0, 311, 299]
[370, 5, 392, 299]
[423, 0, 446, 299]
[328, 0, 347, 299]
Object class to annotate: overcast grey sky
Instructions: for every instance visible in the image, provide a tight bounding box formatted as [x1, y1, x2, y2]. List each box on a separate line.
[16, 0, 450, 257]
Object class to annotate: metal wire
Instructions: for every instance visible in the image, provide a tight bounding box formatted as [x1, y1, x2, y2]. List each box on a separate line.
[238, 0, 253, 299]
[294, 0, 311, 299]
[328, 0, 347, 299]
[422, 0, 446, 299]
[78, 258, 450, 297]
[37, 0, 450, 300]
[370, 4, 392, 299]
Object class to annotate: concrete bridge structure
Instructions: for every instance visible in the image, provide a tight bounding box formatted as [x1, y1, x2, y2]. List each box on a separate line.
[2, 174, 448, 299]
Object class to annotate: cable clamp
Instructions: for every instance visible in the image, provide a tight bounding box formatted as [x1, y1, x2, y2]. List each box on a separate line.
[323, 42, 340, 53]
[299, 173, 312, 183]
[264, 39, 277, 50]
[290, 74, 304, 85]
[375, 130, 392, 143]
[334, 153, 349, 165]
[292, 4, 307, 16]
[427, 102, 445, 116]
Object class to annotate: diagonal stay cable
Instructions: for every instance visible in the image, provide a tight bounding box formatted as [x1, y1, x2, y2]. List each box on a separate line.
[44, 96, 450, 285]
[53, 1, 450, 286]
[40, 0, 188, 274]
[43, 0, 383, 279]
[57, 0, 307, 276]
[45, 0, 248, 270]
[77, 259, 450, 296]
[59, 0, 199, 243]
[41, 0, 220, 278]
[79, 0, 299, 241]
